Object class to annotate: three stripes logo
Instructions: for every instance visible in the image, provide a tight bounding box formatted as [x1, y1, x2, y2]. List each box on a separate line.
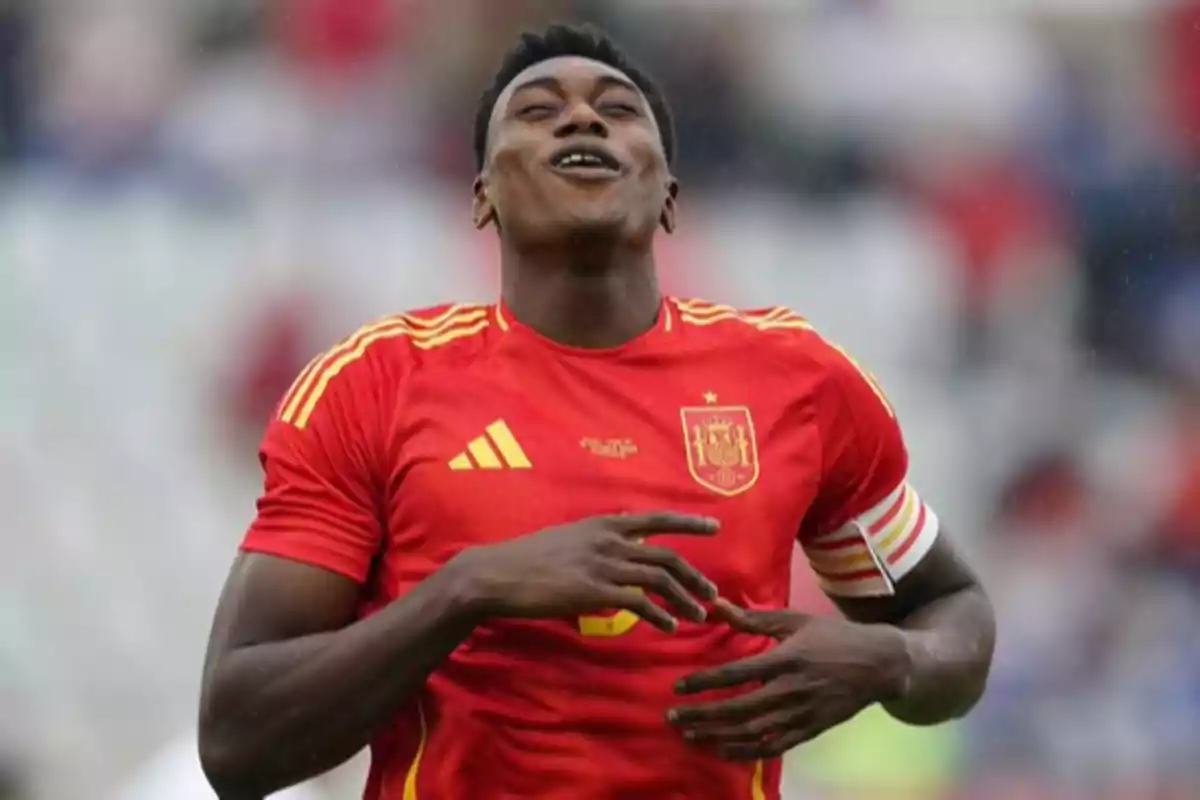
[448, 420, 531, 471]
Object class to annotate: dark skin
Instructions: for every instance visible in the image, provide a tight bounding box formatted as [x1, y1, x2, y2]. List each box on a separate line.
[199, 57, 696, 798]
[199, 55, 994, 798]
[472, 56, 677, 348]
[668, 537, 996, 760]
[200, 514, 719, 797]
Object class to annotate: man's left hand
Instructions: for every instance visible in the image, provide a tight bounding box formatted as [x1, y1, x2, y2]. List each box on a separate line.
[668, 599, 912, 761]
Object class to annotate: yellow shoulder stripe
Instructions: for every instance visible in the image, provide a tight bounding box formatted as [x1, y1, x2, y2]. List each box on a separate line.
[674, 298, 739, 316]
[278, 315, 406, 424]
[673, 298, 741, 327]
[676, 297, 888, 416]
[401, 304, 483, 328]
[824, 339, 895, 418]
[678, 310, 742, 326]
[411, 316, 489, 350]
[275, 352, 325, 419]
[743, 306, 814, 331]
[278, 307, 489, 429]
[742, 306, 794, 323]
[672, 299, 814, 332]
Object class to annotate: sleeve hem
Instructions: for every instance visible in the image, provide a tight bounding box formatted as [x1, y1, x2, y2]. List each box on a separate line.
[239, 540, 370, 584]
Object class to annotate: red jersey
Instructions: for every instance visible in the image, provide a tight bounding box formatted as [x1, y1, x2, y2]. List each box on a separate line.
[241, 297, 941, 800]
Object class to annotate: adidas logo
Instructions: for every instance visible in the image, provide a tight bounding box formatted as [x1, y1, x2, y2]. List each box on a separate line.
[448, 420, 532, 471]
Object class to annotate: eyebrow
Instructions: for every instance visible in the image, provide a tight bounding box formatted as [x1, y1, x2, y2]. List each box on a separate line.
[509, 73, 642, 98]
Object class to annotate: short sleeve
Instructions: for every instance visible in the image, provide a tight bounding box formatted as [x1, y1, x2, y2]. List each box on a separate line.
[239, 355, 384, 584]
[799, 344, 940, 597]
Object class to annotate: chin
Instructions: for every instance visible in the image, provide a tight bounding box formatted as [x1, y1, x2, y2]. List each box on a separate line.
[509, 187, 652, 245]
[561, 208, 630, 236]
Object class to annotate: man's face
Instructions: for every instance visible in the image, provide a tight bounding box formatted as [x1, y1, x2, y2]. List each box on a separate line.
[475, 56, 676, 246]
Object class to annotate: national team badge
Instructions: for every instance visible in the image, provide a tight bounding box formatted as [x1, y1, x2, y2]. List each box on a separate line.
[680, 405, 760, 497]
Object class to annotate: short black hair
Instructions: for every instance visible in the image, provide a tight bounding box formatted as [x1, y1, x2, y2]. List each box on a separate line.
[473, 23, 676, 171]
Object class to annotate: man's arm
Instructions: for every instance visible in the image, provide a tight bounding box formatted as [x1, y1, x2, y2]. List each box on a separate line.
[668, 531, 993, 757]
[798, 334, 994, 725]
[831, 534, 994, 725]
[198, 554, 480, 799]
[203, 515, 723, 797]
[669, 330, 994, 757]
[669, 546, 993, 759]
[198, 341, 473, 798]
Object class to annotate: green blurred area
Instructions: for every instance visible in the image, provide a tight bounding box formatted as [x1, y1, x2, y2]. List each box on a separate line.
[783, 706, 962, 796]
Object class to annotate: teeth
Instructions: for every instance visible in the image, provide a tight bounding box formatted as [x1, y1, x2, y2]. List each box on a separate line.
[557, 152, 608, 168]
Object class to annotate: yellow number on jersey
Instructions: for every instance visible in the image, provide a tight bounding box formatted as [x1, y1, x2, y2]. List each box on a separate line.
[578, 588, 643, 637]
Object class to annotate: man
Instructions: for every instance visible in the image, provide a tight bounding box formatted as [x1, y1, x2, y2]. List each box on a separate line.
[198, 24, 995, 800]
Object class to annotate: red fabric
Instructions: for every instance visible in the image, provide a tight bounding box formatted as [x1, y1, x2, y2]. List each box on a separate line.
[240, 298, 898, 799]
[797, 340, 910, 541]
[789, 545, 836, 613]
[241, 313, 393, 582]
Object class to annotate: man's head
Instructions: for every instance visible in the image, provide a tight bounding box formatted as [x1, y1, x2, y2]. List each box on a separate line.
[473, 24, 677, 248]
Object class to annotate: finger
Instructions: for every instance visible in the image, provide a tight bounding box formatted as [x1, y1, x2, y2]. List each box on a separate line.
[602, 561, 707, 623]
[718, 727, 814, 761]
[668, 682, 799, 727]
[676, 649, 794, 695]
[598, 586, 678, 633]
[610, 513, 720, 537]
[709, 599, 755, 629]
[682, 705, 812, 744]
[711, 599, 808, 639]
[625, 544, 718, 602]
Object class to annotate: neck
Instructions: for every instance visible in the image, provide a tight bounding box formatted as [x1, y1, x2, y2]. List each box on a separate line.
[500, 239, 661, 349]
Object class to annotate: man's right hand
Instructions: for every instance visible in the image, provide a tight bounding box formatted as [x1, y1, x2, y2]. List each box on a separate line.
[451, 513, 721, 632]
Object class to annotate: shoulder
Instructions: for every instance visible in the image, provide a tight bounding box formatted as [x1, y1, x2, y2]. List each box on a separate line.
[274, 302, 495, 429]
[670, 296, 814, 338]
[321, 301, 495, 372]
[378, 301, 496, 363]
[669, 296, 885, 400]
[669, 296, 834, 366]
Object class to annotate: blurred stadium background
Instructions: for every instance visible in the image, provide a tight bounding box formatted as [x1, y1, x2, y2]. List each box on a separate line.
[3, 0, 1199, 798]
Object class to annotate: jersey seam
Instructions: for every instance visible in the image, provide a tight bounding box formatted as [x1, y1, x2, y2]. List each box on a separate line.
[761, 331, 831, 542]
[821, 355, 893, 532]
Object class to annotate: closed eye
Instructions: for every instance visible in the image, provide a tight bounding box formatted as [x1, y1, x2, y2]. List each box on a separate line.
[601, 103, 640, 118]
[518, 104, 558, 121]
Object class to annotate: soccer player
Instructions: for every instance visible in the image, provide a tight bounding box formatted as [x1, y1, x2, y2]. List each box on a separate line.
[198, 24, 995, 800]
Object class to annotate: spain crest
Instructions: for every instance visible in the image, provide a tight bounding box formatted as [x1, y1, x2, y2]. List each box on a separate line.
[680, 405, 760, 497]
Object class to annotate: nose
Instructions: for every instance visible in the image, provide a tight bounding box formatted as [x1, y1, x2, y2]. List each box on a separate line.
[554, 100, 608, 140]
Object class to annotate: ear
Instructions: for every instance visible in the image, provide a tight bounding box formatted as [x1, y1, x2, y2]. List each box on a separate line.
[659, 177, 679, 234]
[472, 175, 496, 230]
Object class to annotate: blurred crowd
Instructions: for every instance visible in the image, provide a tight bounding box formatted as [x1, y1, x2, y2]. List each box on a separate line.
[3, 1, 1199, 798]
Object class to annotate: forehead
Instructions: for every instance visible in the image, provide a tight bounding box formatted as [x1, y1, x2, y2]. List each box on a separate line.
[491, 56, 644, 122]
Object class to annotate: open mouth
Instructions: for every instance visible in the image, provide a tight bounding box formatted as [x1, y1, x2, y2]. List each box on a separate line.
[550, 144, 622, 174]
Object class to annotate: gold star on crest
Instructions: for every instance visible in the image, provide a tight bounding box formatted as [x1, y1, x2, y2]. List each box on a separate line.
[703, 391, 718, 404]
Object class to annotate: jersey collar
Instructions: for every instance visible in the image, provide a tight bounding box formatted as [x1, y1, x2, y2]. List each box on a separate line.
[494, 296, 673, 357]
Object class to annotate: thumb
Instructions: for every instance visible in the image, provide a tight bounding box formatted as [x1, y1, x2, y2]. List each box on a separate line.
[712, 598, 810, 639]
